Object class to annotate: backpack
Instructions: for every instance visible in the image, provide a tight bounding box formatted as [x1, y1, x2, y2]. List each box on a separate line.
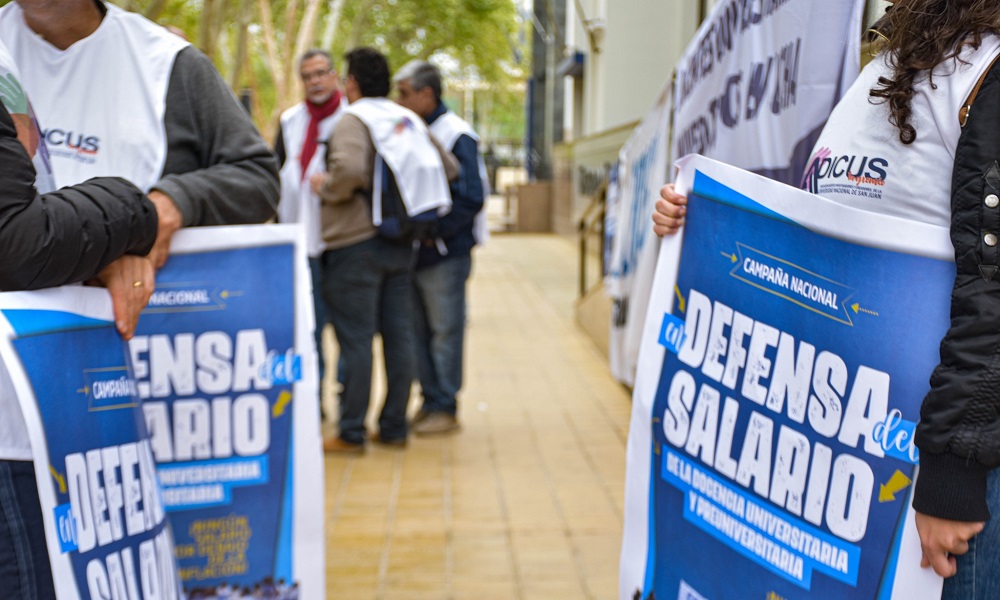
[371, 153, 439, 242]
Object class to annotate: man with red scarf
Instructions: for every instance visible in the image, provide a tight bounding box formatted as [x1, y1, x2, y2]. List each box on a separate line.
[275, 49, 345, 421]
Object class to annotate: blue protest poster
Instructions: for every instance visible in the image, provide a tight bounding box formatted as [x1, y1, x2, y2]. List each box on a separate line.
[6, 321, 181, 599]
[129, 226, 322, 598]
[634, 168, 953, 600]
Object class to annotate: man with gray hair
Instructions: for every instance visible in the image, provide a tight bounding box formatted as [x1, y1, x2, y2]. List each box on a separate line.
[275, 48, 345, 421]
[394, 59, 487, 436]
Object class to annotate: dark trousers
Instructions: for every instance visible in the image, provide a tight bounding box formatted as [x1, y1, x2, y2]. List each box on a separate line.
[321, 237, 416, 444]
[0, 459, 55, 599]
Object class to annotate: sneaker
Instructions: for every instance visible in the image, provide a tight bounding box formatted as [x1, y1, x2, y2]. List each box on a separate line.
[412, 412, 460, 436]
[323, 437, 364, 455]
[369, 431, 407, 448]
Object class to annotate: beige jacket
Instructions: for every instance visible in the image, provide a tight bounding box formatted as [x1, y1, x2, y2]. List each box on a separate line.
[318, 112, 458, 250]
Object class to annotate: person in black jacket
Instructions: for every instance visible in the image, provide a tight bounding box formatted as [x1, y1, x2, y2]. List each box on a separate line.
[0, 92, 158, 598]
[654, 2, 1000, 595]
[0, 92, 157, 330]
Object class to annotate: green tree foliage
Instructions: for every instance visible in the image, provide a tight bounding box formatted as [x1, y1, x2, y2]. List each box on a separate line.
[334, 0, 518, 84]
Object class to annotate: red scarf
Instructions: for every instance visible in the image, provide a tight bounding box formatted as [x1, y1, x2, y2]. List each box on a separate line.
[300, 91, 341, 179]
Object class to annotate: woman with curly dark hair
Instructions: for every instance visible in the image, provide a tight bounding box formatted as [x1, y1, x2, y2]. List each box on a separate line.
[655, 1, 1000, 595]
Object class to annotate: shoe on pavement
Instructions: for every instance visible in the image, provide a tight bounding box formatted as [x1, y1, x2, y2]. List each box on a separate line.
[369, 431, 408, 448]
[410, 408, 431, 426]
[412, 412, 460, 436]
[323, 436, 364, 455]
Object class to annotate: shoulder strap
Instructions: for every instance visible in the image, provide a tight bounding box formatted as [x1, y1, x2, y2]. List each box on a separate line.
[960, 52, 1000, 127]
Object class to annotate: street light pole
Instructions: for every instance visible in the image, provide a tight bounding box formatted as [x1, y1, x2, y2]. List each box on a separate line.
[543, 0, 557, 179]
[531, 0, 559, 179]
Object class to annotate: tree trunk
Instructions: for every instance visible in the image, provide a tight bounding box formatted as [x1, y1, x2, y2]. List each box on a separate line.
[229, 0, 252, 90]
[320, 0, 346, 51]
[256, 0, 287, 109]
[342, 1, 374, 54]
[198, 0, 215, 58]
[281, 0, 301, 71]
[143, 0, 169, 22]
[292, 0, 324, 69]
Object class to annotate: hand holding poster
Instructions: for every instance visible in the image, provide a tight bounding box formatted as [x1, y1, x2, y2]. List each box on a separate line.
[0, 224, 323, 600]
[620, 156, 950, 600]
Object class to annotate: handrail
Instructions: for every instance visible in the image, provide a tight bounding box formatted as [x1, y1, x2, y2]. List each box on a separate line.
[578, 181, 608, 297]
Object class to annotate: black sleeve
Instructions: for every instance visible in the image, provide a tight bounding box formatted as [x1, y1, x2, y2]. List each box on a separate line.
[0, 104, 157, 290]
[274, 124, 286, 169]
[155, 46, 279, 226]
[914, 61, 1000, 522]
[436, 134, 485, 240]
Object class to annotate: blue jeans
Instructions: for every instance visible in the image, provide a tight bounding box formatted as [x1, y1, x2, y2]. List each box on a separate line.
[0, 460, 55, 599]
[321, 237, 415, 444]
[942, 468, 1000, 599]
[413, 254, 472, 416]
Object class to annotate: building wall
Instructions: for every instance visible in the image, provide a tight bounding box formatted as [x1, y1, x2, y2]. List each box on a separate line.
[565, 1, 708, 140]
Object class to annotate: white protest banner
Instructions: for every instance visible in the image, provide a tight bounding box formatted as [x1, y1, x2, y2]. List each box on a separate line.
[673, 1, 865, 183]
[0, 224, 323, 599]
[606, 0, 867, 388]
[606, 83, 670, 387]
[619, 155, 950, 600]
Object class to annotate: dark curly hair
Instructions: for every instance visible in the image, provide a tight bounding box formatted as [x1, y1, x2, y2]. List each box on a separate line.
[869, 0, 1000, 144]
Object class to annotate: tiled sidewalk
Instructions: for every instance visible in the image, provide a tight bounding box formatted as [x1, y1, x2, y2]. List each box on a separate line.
[323, 234, 632, 599]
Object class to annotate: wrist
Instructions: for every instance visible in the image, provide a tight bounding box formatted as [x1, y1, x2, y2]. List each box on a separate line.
[147, 189, 182, 234]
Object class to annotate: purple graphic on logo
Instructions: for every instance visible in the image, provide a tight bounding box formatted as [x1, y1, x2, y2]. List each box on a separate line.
[800, 146, 832, 193]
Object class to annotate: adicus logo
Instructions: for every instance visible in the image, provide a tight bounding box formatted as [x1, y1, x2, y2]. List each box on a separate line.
[801, 146, 889, 197]
[41, 127, 101, 163]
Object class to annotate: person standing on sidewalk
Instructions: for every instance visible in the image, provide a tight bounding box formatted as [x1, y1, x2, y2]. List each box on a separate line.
[394, 60, 487, 436]
[313, 48, 457, 453]
[275, 49, 345, 421]
[653, 3, 1000, 595]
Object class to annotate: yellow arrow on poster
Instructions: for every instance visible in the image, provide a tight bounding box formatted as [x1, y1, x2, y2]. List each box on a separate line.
[674, 286, 686, 312]
[878, 470, 912, 502]
[720, 251, 737, 264]
[273, 390, 293, 418]
[851, 302, 879, 316]
[49, 465, 67, 494]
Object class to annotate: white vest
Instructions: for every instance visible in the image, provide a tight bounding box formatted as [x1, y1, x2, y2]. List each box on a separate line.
[805, 35, 1000, 227]
[344, 98, 451, 218]
[0, 2, 188, 191]
[429, 111, 490, 244]
[278, 101, 344, 257]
